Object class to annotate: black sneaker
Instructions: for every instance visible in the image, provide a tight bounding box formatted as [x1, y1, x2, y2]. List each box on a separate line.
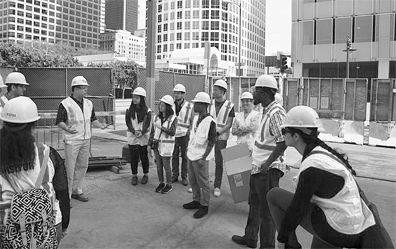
[171, 176, 179, 183]
[161, 184, 173, 194]
[155, 183, 165, 193]
[193, 205, 208, 219]
[141, 175, 148, 184]
[183, 201, 201, 209]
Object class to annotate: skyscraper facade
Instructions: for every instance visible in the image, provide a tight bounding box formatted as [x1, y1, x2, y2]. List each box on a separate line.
[155, 0, 266, 76]
[105, 0, 138, 33]
[0, 0, 103, 48]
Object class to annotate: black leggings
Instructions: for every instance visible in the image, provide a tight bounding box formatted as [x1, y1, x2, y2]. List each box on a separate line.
[267, 188, 362, 248]
[128, 144, 149, 175]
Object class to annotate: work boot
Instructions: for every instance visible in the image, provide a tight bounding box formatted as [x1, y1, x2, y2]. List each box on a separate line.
[183, 201, 201, 209]
[171, 176, 179, 183]
[141, 175, 148, 184]
[131, 176, 138, 186]
[231, 235, 257, 248]
[182, 178, 188, 186]
[193, 205, 208, 219]
[71, 193, 89, 202]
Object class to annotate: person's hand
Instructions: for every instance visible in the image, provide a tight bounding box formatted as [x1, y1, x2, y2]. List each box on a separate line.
[66, 127, 78, 134]
[61, 228, 68, 239]
[135, 130, 142, 138]
[197, 158, 205, 167]
[260, 163, 270, 174]
[277, 242, 285, 249]
[101, 123, 108, 130]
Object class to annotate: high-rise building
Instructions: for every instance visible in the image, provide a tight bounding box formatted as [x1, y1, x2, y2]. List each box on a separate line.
[155, 0, 266, 76]
[0, 0, 103, 48]
[292, 0, 396, 79]
[105, 0, 138, 33]
[99, 29, 145, 65]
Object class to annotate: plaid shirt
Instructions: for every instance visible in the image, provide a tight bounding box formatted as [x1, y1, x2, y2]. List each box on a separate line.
[251, 101, 287, 174]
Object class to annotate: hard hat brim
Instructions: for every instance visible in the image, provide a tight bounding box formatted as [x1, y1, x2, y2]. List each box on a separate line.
[6, 82, 30, 86]
[0, 116, 40, 123]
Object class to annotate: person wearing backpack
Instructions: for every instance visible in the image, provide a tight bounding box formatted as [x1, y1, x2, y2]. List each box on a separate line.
[266, 106, 377, 249]
[0, 96, 64, 249]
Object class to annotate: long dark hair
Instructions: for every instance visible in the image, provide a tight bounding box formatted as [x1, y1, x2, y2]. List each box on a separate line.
[290, 127, 357, 176]
[159, 103, 174, 122]
[129, 96, 148, 123]
[0, 122, 36, 174]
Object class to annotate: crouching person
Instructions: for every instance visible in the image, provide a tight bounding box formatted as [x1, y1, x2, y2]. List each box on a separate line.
[183, 92, 216, 219]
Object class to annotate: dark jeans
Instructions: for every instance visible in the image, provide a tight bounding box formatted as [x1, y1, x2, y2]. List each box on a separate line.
[214, 139, 227, 189]
[244, 169, 283, 249]
[128, 144, 149, 175]
[172, 135, 188, 179]
[267, 188, 361, 249]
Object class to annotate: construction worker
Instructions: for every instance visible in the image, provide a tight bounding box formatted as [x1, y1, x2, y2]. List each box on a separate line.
[55, 76, 107, 203]
[149, 95, 178, 194]
[125, 87, 152, 186]
[183, 92, 216, 219]
[1, 72, 29, 105]
[232, 75, 287, 249]
[210, 79, 235, 197]
[232, 92, 260, 151]
[172, 84, 194, 186]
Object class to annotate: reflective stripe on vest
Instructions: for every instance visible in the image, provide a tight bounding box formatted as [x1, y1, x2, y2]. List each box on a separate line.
[210, 100, 233, 141]
[153, 115, 176, 156]
[61, 97, 93, 140]
[175, 101, 193, 137]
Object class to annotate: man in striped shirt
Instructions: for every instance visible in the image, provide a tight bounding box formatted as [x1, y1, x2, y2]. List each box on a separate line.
[232, 75, 288, 249]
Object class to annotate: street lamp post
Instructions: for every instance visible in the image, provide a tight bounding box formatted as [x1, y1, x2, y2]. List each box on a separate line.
[342, 36, 357, 78]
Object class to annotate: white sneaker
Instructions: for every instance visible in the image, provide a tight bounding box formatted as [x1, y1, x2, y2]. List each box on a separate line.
[214, 188, 221, 197]
[188, 188, 193, 193]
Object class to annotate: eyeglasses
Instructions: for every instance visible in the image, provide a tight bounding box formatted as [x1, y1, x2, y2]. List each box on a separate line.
[281, 128, 293, 135]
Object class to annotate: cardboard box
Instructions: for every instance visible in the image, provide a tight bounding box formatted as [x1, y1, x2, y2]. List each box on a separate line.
[221, 143, 252, 204]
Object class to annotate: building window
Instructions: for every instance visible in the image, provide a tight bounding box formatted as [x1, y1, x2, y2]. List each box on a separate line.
[202, 21, 209, 30]
[163, 44, 167, 52]
[211, 10, 219, 19]
[177, 33, 182, 40]
[176, 43, 181, 49]
[170, 22, 174, 30]
[185, 32, 190, 40]
[157, 45, 161, 53]
[203, 10, 209, 19]
[193, 21, 199, 29]
[335, 17, 352, 44]
[170, 33, 174, 41]
[302, 20, 314, 45]
[171, 1, 175, 9]
[177, 22, 182, 30]
[211, 21, 219, 30]
[170, 44, 174, 51]
[177, 11, 182, 19]
[158, 35, 162, 43]
[316, 19, 332, 45]
[185, 21, 190, 29]
[193, 10, 199, 19]
[354, 15, 372, 43]
[158, 14, 162, 23]
[202, 0, 209, 8]
[210, 32, 219, 41]
[202, 32, 209, 41]
[192, 32, 199, 40]
[211, 0, 219, 8]
[171, 12, 175, 20]
[163, 33, 168, 41]
[184, 43, 190, 49]
[177, 1, 182, 8]
[164, 23, 168, 31]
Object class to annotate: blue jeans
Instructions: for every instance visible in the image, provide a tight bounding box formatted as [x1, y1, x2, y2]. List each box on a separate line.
[154, 149, 172, 184]
[214, 139, 227, 189]
[188, 159, 210, 206]
[244, 169, 283, 248]
[172, 135, 188, 179]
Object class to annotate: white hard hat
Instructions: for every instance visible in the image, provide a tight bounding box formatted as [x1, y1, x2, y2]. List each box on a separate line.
[192, 92, 211, 104]
[281, 106, 322, 134]
[214, 79, 227, 90]
[71, 76, 89, 87]
[5, 72, 29, 85]
[0, 96, 40, 123]
[173, 84, 186, 93]
[255, 75, 277, 90]
[160, 95, 174, 106]
[133, 87, 146, 97]
[0, 76, 5, 88]
[240, 92, 253, 100]
[275, 93, 283, 105]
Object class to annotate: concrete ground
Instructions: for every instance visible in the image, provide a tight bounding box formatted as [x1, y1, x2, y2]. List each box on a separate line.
[57, 122, 396, 249]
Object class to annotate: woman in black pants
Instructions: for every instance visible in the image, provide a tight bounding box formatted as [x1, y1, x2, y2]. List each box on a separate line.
[267, 106, 376, 249]
[125, 87, 152, 186]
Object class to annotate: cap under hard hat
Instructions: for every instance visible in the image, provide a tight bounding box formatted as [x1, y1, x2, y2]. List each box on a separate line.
[5, 72, 29, 86]
[71, 76, 89, 87]
[160, 95, 174, 106]
[240, 92, 253, 100]
[255, 75, 277, 90]
[133, 87, 146, 97]
[173, 84, 186, 93]
[192, 92, 211, 104]
[214, 79, 227, 90]
[281, 105, 323, 135]
[0, 96, 40, 123]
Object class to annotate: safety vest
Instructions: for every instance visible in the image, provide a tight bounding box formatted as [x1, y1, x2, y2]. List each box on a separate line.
[0, 95, 8, 128]
[61, 97, 93, 140]
[153, 115, 176, 157]
[252, 102, 285, 170]
[174, 100, 193, 138]
[235, 109, 260, 151]
[294, 147, 375, 235]
[187, 115, 215, 161]
[126, 108, 152, 146]
[210, 100, 234, 141]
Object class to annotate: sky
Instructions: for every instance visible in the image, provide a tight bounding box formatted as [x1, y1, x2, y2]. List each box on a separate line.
[265, 0, 292, 56]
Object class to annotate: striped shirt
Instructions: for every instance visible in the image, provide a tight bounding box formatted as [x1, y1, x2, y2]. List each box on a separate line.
[251, 100, 287, 174]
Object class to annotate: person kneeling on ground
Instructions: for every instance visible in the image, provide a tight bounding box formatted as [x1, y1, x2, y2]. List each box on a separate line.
[267, 106, 376, 249]
[183, 92, 216, 219]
